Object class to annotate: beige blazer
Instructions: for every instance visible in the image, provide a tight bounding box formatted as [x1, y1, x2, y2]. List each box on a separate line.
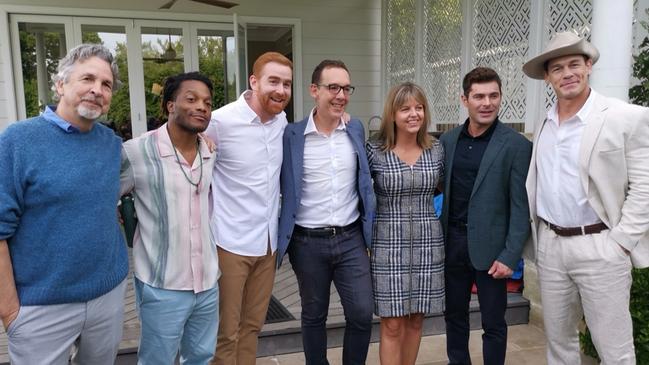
[524, 92, 649, 268]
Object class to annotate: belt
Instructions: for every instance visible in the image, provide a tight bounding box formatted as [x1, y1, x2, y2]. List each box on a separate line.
[542, 219, 608, 237]
[293, 220, 360, 238]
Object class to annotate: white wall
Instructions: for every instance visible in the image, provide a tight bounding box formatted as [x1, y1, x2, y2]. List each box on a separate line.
[0, 0, 382, 130]
[0, 8, 15, 130]
[0, 29, 6, 129]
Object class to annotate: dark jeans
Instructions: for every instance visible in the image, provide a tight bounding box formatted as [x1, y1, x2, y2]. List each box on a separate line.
[288, 224, 374, 365]
[444, 223, 507, 365]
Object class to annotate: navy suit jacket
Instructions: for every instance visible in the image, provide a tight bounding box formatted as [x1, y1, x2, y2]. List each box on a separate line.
[277, 117, 375, 267]
[440, 120, 532, 270]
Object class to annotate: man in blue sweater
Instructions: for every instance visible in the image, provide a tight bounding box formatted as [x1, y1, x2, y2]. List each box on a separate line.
[0, 44, 128, 364]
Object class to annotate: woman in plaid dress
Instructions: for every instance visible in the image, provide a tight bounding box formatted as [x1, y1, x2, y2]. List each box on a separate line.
[366, 82, 444, 364]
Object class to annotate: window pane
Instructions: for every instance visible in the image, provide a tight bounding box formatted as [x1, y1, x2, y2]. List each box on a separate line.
[141, 27, 184, 131]
[17, 22, 66, 117]
[197, 28, 234, 109]
[81, 24, 130, 138]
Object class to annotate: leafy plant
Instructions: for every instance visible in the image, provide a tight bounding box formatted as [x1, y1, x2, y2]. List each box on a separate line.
[630, 9, 649, 106]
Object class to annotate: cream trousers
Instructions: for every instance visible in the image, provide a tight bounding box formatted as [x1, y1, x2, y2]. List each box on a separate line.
[537, 221, 635, 365]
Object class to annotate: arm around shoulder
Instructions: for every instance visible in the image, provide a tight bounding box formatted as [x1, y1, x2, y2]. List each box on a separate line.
[119, 145, 136, 196]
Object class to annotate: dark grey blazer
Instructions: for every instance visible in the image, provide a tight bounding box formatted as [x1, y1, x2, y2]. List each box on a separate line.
[440, 120, 532, 270]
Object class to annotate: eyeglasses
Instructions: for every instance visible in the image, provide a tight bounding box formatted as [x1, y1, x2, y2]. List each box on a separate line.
[316, 84, 355, 96]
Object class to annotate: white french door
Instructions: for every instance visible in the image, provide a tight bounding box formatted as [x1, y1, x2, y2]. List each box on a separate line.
[9, 14, 242, 137]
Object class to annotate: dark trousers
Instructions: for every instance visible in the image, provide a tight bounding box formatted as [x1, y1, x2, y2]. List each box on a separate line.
[444, 223, 507, 365]
[288, 224, 374, 365]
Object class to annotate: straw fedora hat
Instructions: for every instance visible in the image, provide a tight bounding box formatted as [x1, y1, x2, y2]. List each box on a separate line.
[522, 31, 599, 80]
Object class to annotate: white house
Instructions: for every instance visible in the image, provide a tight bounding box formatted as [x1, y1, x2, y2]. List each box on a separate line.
[0, 0, 382, 134]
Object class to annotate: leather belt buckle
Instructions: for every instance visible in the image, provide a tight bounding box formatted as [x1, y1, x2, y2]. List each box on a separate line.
[294, 220, 359, 239]
[542, 219, 608, 237]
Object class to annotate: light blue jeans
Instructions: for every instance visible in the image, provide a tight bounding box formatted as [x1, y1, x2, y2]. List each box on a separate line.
[134, 278, 219, 365]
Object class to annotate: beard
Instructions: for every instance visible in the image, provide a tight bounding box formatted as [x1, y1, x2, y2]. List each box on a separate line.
[178, 122, 207, 134]
[261, 93, 289, 116]
[176, 116, 209, 134]
[78, 101, 103, 120]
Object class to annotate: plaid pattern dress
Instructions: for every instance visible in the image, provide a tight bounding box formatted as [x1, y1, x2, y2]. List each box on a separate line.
[366, 139, 445, 317]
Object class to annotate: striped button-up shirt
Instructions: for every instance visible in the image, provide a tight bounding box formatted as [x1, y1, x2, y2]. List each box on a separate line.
[120, 124, 219, 292]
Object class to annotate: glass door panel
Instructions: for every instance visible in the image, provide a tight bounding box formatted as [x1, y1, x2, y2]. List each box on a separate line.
[79, 24, 131, 138]
[196, 28, 235, 108]
[13, 20, 70, 118]
[233, 14, 248, 95]
[140, 26, 185, 130]
[225, 36, 237, 100]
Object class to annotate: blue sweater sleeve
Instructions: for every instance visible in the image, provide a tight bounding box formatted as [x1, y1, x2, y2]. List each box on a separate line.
[0, 127, 23, 240]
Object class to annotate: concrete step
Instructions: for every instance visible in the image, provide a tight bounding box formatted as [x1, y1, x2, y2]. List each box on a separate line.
[113, 293, 528, 363]
[256, 292, 529, 358]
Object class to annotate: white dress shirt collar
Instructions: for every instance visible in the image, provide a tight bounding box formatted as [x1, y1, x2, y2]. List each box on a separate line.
[305, 107, 347, 135]
[547, 88, 597, 126]
[237, 90, 286, 125]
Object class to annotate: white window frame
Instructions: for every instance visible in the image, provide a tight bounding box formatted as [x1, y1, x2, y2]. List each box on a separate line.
[0, 5, 303, 131]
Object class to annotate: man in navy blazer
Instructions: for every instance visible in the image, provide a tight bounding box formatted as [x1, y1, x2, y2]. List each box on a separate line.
[277, 60, 375, 365]
[440, 67, 531, 365]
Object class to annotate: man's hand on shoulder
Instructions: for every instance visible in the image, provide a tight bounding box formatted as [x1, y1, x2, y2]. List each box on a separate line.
[488, 260, 513, 279]
[200, 133, 216, 153]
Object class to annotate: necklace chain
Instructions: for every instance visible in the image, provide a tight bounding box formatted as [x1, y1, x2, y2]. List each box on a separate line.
[171, 138, 203, 194]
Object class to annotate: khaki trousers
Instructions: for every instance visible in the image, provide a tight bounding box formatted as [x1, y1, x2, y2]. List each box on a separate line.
[537, 221, 635, 365]
[210, 246, 276, 365]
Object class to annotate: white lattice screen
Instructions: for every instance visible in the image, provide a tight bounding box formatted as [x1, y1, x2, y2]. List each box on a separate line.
[382, 0, 605, 131]
[422, 0, 462, 127]
[385, 0, 417, 87]
[543, 0, 593, 110]
[472, 0, 530, 126]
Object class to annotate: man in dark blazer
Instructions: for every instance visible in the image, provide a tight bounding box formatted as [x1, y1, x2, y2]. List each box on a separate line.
[277, 60, 375, 365]
[440, 67, 532, 365]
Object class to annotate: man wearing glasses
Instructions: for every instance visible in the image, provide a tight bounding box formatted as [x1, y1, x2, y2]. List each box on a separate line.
[277, 60, 375, 365]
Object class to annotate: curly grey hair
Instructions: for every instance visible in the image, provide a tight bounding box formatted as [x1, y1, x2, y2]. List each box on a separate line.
[51, 43, 121, 100]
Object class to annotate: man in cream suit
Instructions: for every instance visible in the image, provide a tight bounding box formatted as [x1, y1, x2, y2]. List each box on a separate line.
[522, 31, 649, 364]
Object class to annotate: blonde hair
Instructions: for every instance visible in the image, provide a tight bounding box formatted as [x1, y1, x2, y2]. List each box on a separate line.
[378, 82, 433, 151]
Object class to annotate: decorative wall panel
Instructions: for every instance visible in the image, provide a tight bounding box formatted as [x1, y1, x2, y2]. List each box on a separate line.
[472, 0, 530, 123]
[544, 0, 592, 109]
[385, 0, 417, 87]
[422, 0, 462, 127]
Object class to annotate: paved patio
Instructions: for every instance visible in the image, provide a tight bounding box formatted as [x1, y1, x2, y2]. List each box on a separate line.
[257, 324, 599, 365]
[0, 248, 596, 364]
[0, 250, 323, 363]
